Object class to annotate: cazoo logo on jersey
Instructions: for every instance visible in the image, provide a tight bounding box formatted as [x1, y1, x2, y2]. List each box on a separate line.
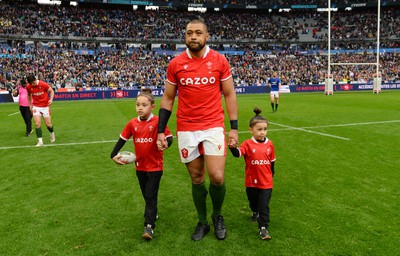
[180, 76, 216, 86]
[251, 159, 271, 165]
[135, 137, 153, 143]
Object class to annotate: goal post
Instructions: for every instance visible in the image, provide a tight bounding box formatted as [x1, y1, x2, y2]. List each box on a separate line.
[327, 0, 381, 94]
[324, 74, 333, 95]
[373, 73, 382, 93]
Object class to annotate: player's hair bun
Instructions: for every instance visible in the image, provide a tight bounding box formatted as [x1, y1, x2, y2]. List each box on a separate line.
[253, 107, 262, 116]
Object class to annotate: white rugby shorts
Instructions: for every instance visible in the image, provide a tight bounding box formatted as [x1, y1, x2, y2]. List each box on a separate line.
[32, 106, 51, 117]
[177, 127, 226, 163]
[270, 91, 280, 98]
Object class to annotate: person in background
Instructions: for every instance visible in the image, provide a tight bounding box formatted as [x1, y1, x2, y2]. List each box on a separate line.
[267, 72, 282, 112]
[111, 88, 173, 240]
[156, 19, 238, 241]
[26, 74, 55, 147]
[12, 78, 32, 137]
[229, 107, 276, 240]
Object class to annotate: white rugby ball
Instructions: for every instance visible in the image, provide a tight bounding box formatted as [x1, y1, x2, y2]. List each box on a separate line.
[118, 151, 136, 164]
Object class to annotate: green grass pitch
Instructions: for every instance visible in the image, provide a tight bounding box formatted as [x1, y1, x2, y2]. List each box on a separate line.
[1, 91, 399, 255]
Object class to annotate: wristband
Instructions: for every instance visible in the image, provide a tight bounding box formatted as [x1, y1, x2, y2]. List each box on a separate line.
[158, 108, 172, 133]
[230, 120, 238, 130]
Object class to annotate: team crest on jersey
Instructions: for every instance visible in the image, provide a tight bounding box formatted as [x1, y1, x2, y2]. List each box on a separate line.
[218, 145, 221, 151]
[267, 148, 270, 154]
[252, 149, 256, 153]
[134, 127, 137, 131]
[206, 62, 213, 72]
[149, 125, 153, 131]
[184, 65, 188, 70]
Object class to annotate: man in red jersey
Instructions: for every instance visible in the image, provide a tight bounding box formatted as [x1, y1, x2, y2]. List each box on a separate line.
[157, 19, 238, 241]
[26, 74, 55, 147]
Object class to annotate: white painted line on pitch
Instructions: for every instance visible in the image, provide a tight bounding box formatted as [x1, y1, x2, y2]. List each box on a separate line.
[8, 112, 20, 116]
[265, 120, 400, 132]
[301, 120, 400, 129]
[269, 122, 350, 140]
[0, 140, 117, 150]
[1, 120, 398, 150]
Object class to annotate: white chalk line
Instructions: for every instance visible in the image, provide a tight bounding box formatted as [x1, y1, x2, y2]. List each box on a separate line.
[266, 120, 400, 141]
[269, 122, 350, 140]
[269, 120, 400, 131]
[1, 120, 399, 150]
[8, 111, 20, 116]
[0, 140, 117, 150]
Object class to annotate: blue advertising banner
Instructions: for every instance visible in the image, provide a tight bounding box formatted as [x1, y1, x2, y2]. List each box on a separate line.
[53, 88, 165, 101]
[2, 83, 400, 103]
[52, 83, 400, 101]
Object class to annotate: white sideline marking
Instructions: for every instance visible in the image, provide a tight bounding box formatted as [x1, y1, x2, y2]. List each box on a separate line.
[1, 120, 399, 150]
[269, 122, 350, 140]
[0, 140, 117, 150]
[8, 112, 20, 116]
[268, 120, 400, 131]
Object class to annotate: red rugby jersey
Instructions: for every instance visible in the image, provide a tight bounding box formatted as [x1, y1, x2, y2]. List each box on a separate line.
[238, 137, 276, 189]
[166, 46, 232, 131]
[120, 114, 172, 172]
[26, 80, 51, 107]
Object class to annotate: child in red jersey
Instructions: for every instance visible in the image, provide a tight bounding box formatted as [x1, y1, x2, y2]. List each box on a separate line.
[111, 88, 173, 240]
[229, 107, 276, 240]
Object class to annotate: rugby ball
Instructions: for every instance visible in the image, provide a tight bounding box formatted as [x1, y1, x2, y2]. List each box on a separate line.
[117, 151, 136, 164]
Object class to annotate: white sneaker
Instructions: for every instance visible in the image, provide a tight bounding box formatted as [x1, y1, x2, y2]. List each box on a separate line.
[36, 141, 44, 147]
[50, 132, 56, 143]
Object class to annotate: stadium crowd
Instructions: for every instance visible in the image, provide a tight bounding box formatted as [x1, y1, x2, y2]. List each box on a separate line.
[2, 44, 398, 89]
[1, 1, 399, 89]
[1, 2, 400, 41]
[175, 0, 399, 4]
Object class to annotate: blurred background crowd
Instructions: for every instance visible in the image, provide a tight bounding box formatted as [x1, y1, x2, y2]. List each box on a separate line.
[1, 0, 399, 90]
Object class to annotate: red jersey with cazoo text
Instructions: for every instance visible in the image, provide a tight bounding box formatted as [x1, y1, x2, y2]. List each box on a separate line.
[166, 46, 232, 131]
[120, 114, 172, 172]
[26, 80, 51, 107]
[238, 137, 276, 189]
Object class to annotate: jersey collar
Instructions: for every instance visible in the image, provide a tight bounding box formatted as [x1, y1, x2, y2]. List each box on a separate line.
[251, 137, 269, 144]
[186, 45, 210, 59]
[137, 113, 154, 122]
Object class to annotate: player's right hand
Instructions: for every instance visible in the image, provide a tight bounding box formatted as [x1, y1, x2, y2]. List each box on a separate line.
[112, 155, 128, 165]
